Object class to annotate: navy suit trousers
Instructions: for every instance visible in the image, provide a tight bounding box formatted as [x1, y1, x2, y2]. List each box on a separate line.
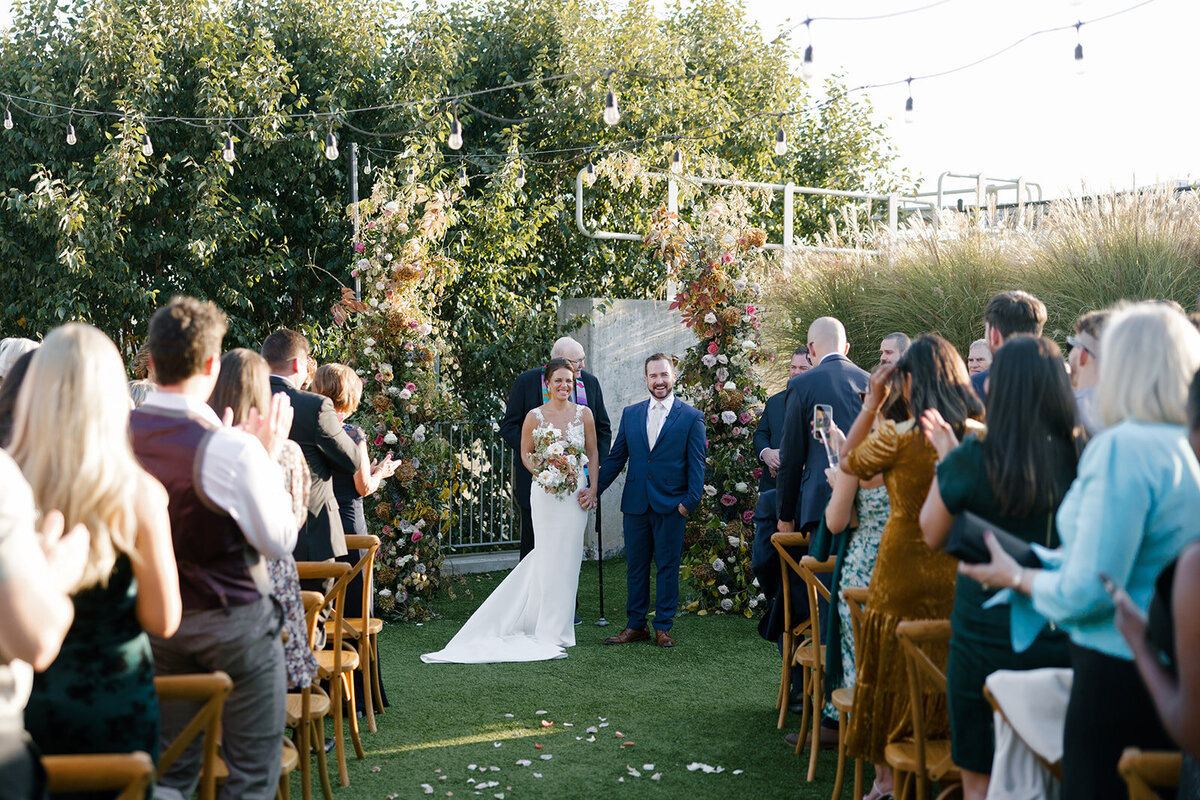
[623, 509, 686, 631]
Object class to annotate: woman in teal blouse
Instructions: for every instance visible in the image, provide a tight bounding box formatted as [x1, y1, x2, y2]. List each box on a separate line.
[962, 303, 1200, 800]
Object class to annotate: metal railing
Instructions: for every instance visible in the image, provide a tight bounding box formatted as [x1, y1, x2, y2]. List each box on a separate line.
[432, 420, 519, 551]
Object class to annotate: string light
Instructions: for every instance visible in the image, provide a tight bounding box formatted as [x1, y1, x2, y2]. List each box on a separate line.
[773, 126, 787, 156]
[65, 120, 76, 146]
[670, 148, 683, 174]
[457, 164, 468, 187]
[222, 131, 235, 163]
[801, 19, 816, 82]
[141, 133, 153, 156]
[905, 78, 914, 124]
[603, 91, 621, 126]
[364, 156, 372, 175]
[447, 114, 463, 150]
[515, 166, 526, 188]
[3, 107, 12, 130]
[324, 129, 339, 160]
[1074, 22, 1085, 75]
[406, 165, 416, 183]
[584, 161, 596, 186]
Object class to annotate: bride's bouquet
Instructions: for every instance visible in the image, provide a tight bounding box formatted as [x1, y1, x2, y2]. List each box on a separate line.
[529, 423, 588, 500]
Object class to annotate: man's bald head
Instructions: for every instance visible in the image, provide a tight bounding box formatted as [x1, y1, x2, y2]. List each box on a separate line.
[806, 317, 848, 363]
[551, 336, 586, 369]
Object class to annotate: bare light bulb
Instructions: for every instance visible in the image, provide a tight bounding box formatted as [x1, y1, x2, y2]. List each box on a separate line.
[905, 96, 914, 124]
[515, 166, 526, 189]
[447, 118, 463, 150]
[670, 149, 683, 174]
[66, 122, 76, 146]
[3, 108, 12, 130]
[324, 130, 339, 161]
[364, 159, 372, 175]
[774, 127, 787, 156]
[1074, 43, 1085, 75]
[222, 133, 235, 163]
[406, 166, 416, 183]
[802, 45, 815, 81]
[584, 161, 596, 186]
[457, 165, 468, 187]
[603, 91, 621, 126]
[141, 133, 153, 157]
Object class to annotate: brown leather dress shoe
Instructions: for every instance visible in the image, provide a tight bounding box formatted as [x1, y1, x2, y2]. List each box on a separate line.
[655, 630, 675, 648]
[603, 627, 650, 645]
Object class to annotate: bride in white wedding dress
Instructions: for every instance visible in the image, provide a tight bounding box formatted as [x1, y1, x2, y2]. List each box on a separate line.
[422, 358, 600, 664]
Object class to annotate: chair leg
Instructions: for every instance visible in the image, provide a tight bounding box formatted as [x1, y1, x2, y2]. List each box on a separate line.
[777, 631, 793, 728]
[313, 717, 333, 800]
[369, 633, 384, 716]
[331, 676, 349, 787]
[278, 771, 289, 800]
[795, 667, 812, 756]
[807, 669, 822, 781]
[343, 672, 365, 760]
[298, 702, 311, 800]
[852, 757, 863, 800]
[831, 709, 848, 800]
[359, 637, 376, 734]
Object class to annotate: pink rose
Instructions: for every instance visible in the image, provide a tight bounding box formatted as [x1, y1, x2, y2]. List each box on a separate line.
[732, 427, 742, 436]
[366, 220, 377, 230]
[375, 373, 383, 382]
[707, 341, 719, 355]
[739, 411, 752, 424]
[374, 434, 385, 446]
[408, 320, 419, 329]
[720, 494, 737, 507]
[405, 382, 416, 391]
[753, 320, 762, 330]
[411, 530, 423, 543]
[742, 509, 755, 524]
[710, 414, 719, 424]
[382, 525, 392, 536]
[350, 268, 359, 277]
[354, 242, 365, 253]
[752, 468, 763, 480]
[745, 305, 756, 314]
[721, 252, 734, 264]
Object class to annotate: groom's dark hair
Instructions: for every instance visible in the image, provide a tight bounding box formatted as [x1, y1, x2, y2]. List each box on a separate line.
[644, 353, 674, 374]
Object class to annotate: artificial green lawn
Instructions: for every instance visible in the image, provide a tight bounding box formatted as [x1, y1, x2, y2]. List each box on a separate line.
[304, 557, 845, 799]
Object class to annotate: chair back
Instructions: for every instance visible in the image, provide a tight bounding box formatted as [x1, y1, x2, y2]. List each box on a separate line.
[300, 590, 324, 648]
[296, 560, 354, 674]
[895, 620, 955, 784]
[343, 534, 380, 627]
[771, 532, 813, 641]
[1118, 748, 1182, 800]
[42, 751, 156, 800]
[841, 585, 870, 675]
[155, 671, 234, 800]
[797, 555, 835, 655]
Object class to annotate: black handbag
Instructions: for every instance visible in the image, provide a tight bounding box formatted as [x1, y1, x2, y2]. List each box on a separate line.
[944, 510, 1043, 568]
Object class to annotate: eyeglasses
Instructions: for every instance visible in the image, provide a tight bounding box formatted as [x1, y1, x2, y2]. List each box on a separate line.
[568, 358, 585, 368]
[1066, 334, 1095, 357]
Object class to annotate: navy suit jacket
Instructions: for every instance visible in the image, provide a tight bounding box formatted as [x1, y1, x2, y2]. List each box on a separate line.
[775, 355, 870, 530]
[599, 396, 707, 516]
[971, 369, 989, 405]
[751, 390, 786, 492]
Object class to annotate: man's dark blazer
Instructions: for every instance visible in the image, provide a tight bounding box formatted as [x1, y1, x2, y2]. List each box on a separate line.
[971, 369, 989, 405]
[752, 389, 786, 493]
[775, 354, 869, 531]
[498, 368, 610, 509]
[270, 376, 362, 561]
[598, 397, 706, 514]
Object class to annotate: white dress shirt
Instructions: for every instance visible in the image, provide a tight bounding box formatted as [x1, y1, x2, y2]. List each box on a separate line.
[139, 392, 298, 560]
[646, 393, 675, 448]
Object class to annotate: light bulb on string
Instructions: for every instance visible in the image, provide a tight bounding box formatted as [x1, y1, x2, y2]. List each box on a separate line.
[603, 90, 621, 126]
[774, 126, 787, 156]
[222, 132, 236, 163]
[458, 165, 468, 187]
[141, 133, 153, 157]
[904, 78, 914, 124]
[364, 157, 372, 175]
[1074, 23, 1085, 75]
[66, 121, 76, 146]
[515, 166, 526, 189]
[324, 130, 339, 161]
[448, 115, 463, 150]
[584, 161, 596, 186]
[670, 148, 683, 174]
[801, 19, 815, 82]
[406, 165, 416, 183]
[3, 107, 12, 130]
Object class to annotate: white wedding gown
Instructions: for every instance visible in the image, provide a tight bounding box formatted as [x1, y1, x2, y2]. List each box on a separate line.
[421, 406, 588, 663]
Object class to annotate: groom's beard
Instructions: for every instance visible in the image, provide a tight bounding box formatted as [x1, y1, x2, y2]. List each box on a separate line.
[649, 383, 673, 399]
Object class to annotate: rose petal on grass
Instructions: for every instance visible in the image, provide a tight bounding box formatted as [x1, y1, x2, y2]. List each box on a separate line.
[651, 773, 662, 781]
[467, 764, 477, 771]
[643, 764, 654, 770]
[467, 778, 476, 785]
[532, 773, 543, 779]
[586, 726, 598, 734]
[540, 720, 553, 728]
[622, 741, 635, 747]
[575, 737, 582, 741]
[493, 742, 502, 748]
[562, 722, 574, 727]
[515, 759, 531, 767]
[540, 754, 553, 760]
[599, 717, 607, 721]
[618, 777, 625, 783]
[439, 776, 448, 781]
[614, 731, 624, 738]
[586, 736, 596, 743]
[489, 766, 500, 772]
[627, 766, 641, 777]
[598, 722, 610, 728]
[504, 713, 514, 718]
[421, 784, 434, 794]
[536, 710, 548, 715]
[371, 766, 381, 773]
[733, 770, 744, 775]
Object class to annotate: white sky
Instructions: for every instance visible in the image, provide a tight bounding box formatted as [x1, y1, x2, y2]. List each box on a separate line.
[0, 0, 1191, 199]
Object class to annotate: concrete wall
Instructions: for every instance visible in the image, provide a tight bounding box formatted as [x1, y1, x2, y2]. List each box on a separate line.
[558, 298, 698, 559]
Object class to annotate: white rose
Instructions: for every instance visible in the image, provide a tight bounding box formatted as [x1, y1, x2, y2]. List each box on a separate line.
[748, 598, 758, 609]
[704, 485, 717, 497]
[363, 345, 374, 356]
[365, 337, 376, 346]
[712, 558, 725, 572]
[727, 535, 741, 546]
[413, 424, 426, 443]
[720, 598, 734, 611]
[721, 410, 737, 424]
[398, 388, 412, 400]
[383, 431, 398, 445]
[398, 222, 410, 235]
[704, 312, 717, 324]
[723, 381, 736, 391]
[752, 578, 760, 588]
[701, 354, 718, 368]
[757, 593, 766, 602]
[717, 355, 728, 364]
[419, 322, 433, 336]
[735, 482, 748, 493]
[385, 252, 393, 261]
[742, 340, 756, 350]
[357, 258, 370, 270]
[732, 278, 747, 291]
[718, 585, 729, 595]
[383, 201, 399, 213]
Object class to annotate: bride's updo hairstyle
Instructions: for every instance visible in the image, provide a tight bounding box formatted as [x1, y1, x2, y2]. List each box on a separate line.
[543, 357, 576, 383]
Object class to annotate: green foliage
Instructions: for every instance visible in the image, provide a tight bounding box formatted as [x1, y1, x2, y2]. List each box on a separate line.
[764, 189, 1200, 365]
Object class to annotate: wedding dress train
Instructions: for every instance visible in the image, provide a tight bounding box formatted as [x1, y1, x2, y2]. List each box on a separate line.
[421, 407, 588, 664]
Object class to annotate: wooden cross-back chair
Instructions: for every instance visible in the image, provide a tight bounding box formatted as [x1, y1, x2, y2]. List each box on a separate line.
[295, 559, 363, 788]
[887, 620, 962, 800]
[340, 534, 383, 733]
[794, 554, 837, 782]
[289, 589, 334, 800]
[154, 671, 234, 800]
[770, 531, 812, 729]
[1118, 748, 1182, 800]
[41, 752, 156, 800]
[830, 585, 870, 800]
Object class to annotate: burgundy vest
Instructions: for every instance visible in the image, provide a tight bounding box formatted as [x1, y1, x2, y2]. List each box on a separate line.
[130, 405, 267, 612]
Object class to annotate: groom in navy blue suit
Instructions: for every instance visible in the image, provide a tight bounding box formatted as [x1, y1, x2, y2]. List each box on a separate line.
[599, 354, 707, 648]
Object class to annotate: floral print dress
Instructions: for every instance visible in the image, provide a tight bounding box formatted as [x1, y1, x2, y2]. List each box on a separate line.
[831, 485, 889, 711]
[272, 439, 319, 690]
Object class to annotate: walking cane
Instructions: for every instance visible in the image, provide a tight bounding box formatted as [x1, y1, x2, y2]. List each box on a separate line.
[595, 501, 608, 626]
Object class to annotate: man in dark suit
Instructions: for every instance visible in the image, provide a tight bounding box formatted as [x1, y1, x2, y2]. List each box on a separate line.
[499, 336, 610, 560]
[753, 347, 810, 493]
[970, 290, 1047, 401]
[262, 329, 362, 562]
[598, 353, 706, 648]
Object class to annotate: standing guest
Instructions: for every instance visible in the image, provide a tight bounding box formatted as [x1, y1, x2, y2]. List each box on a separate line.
[879, 332, 910, 366]
[209, 348, 319, 692]
[14, 324, 181, 765]
[839, 334, 984, 800]
[0, 350, 35, 447]
[500, 336, 610, 560]
[961, 303, 1200, 800]
[1068, 310, 1110, 437]
[967, 339, 991, 375]
[0, 337, 38, 387]
[753, 347, 810, 493]
[262, 329, 361, 564]
[128, 378, 157, 408]
[132, 297, 297, 800]
[918, 336, 1076, 800]
[0, 449, 88, 798]
[970, 290, 1047, 400]
[599, 354, 705, 648]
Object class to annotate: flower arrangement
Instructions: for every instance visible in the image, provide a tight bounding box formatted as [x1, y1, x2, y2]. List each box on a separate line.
[529, 422, 588, 500]
[333, 174, 467, 620]
[644, 194, 773, 616]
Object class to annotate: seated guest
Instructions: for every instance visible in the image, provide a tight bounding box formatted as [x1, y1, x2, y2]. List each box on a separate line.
[132, 296, 297, 799]
[919, 336, 1076, 800]
[0, 450, 87, 797]
[12, 324, 181, 765]
[839, 334, 984, 800]
[962, 302, 1200, 800]
[209, 348, 317, 692]
[1068, 309, 1110, 437]
[0, 350, 35, 447]
[967, 339, 991, 375]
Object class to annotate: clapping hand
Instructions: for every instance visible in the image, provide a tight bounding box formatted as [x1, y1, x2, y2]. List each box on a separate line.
[372, 453, 401, 480]
[39, 509, 90, 595]
[224, 393, 294, 459]
[864, 364, 895, 413]
[920, 408, 959, 459]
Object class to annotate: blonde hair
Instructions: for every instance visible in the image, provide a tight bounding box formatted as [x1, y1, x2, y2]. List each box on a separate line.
[311, 363, 363, 415]
[1098, 303, 1200, 427]
[10, 324, 145, 592]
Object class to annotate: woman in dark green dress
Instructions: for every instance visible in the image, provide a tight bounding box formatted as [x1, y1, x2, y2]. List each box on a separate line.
[8, 324, 181, 778]
[919, 335, 1077, 800]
